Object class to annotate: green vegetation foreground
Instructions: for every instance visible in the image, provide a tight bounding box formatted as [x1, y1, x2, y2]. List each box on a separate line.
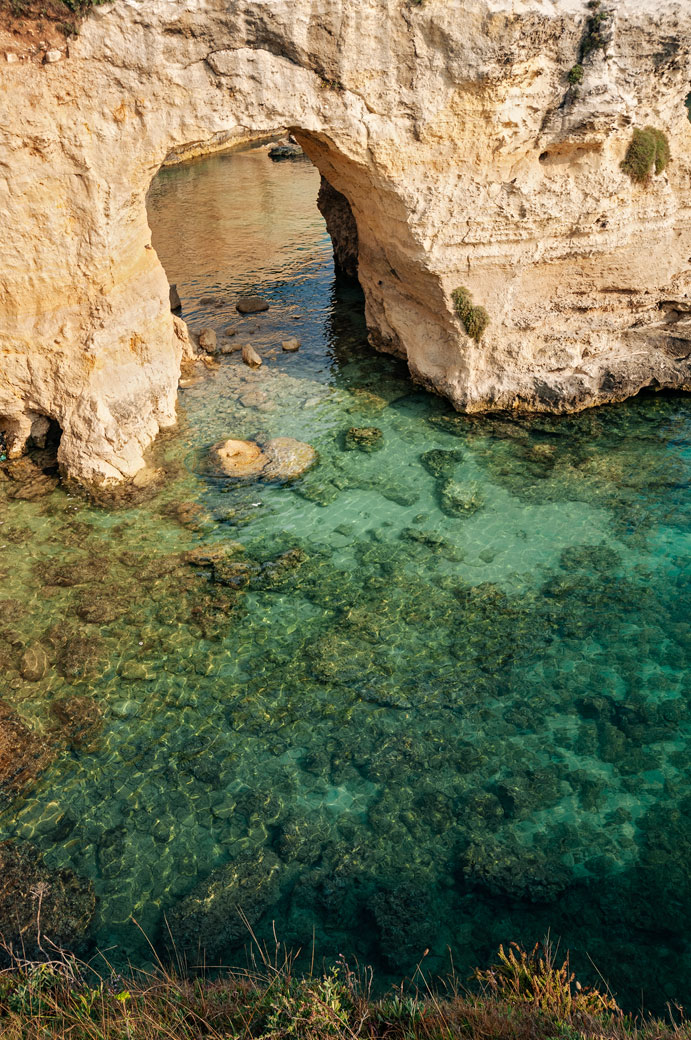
[1, 942, 689, 1040]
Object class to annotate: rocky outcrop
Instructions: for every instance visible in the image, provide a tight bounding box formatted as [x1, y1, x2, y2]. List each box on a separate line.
[1, 0, 690, 486]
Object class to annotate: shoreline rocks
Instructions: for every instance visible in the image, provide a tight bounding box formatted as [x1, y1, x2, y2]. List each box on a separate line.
[242, 343, 262, 368]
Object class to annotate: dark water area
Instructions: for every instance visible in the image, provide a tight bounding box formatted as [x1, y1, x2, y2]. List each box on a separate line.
[1, 146, 690, 1012]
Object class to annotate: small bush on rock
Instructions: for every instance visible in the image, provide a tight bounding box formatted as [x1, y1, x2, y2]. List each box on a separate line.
[452, 287, 490, 343]
[621, 127, 671, 184]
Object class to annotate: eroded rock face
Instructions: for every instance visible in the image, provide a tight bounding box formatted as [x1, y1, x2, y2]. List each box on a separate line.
[1, 0, 690, 486]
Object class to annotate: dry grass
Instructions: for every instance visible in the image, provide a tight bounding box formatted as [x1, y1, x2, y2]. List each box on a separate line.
[1, 937, 690, 1040]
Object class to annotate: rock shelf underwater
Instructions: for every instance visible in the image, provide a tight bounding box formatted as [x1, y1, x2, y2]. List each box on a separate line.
[0, 148, 690, 1012]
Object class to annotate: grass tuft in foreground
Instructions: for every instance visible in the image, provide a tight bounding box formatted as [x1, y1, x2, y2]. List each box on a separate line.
[1, 939, 690, 1040]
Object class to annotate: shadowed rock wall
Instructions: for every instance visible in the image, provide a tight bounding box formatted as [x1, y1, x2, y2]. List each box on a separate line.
[318, 175, 359, 280]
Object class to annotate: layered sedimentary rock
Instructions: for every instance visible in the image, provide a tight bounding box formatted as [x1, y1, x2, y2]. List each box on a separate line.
[1, 0, 690, 485]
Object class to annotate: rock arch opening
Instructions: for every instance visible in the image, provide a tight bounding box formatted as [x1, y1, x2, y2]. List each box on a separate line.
[1, 0, 690, 489]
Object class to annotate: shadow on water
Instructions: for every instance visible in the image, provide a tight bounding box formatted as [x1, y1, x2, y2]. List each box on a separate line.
[0, 146, 689, 1013]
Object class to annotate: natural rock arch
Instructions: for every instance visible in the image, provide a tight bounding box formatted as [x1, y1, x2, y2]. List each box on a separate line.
[1, 0, 690, 486]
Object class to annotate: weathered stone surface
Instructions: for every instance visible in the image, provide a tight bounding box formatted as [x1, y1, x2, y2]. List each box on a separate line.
[19, 645, 48, 682]
[209, 438, 267, 478]
[236, 295, 270, 314]
[198, 328, 217, 353]
[281, 337, 301, 352]
[241, 343, 262, 369]
[1, 0, 691, 486]
[262, 437, 318, 480]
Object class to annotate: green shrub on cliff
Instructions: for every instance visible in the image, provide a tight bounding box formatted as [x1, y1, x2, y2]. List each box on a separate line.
[580, 1, 612, 58]
[452, 286, 490, 343]
[621, 127, 671, 183]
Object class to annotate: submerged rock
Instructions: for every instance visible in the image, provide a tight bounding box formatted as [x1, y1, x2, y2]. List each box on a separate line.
[344, 426, 383, 452]
[242, 343, 262, 369]
[0, 701, 54, 800]
[208, 437, 316, 481]
[20, 645, 48, 682]
[50, 695, 103, 750]
[236, 295, 269, 314]
[0, 841, 95, 960]
[281, 337, 301, 352]
[440, 479, 485, 517]
[164, 850, 282, 959]
[262, 437, 318, 480]
[208, 438, 267, 478]
[420, 449, 463, 480]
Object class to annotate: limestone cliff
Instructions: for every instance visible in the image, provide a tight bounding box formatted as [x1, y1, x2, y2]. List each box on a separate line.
[1, 0, 690, 485]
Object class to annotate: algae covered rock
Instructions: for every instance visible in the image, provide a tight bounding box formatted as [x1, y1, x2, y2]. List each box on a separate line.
[440, 479, 485, 517]
[344, 427, 383, 452]
[420, 449, 463, 480]
[369, 881, 435, 970]
[462, 836, 570, 903]
[0, 702, 54, 802]
[50, 695, 103, 751]
[165, 850, 282, 959]
[0, 840, 95, 959]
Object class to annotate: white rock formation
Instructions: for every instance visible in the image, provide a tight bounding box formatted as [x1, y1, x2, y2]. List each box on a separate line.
[1, 0, 690, 485]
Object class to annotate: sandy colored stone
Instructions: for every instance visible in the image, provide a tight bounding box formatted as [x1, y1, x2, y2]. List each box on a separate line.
[209, 438, 268, 477]
[0, 0, 690, 486]
[20, 645, 48, 682]
[262, 437, 317, 480]
[281, 337, 301, 352]
[242, 343, 262, 369]
[198, 328, 217, 353]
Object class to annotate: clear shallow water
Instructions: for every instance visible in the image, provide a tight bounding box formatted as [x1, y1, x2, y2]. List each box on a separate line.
[1, 147, 690, 1010]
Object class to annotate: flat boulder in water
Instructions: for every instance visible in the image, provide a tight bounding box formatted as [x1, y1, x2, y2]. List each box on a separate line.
[208, 437, 316, 480]
[236, 295, 270, 314]
[262, 437, 317, 480]
[209, 438, 267, 478]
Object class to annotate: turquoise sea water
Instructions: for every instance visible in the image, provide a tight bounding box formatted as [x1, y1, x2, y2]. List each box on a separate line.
[1, 147, 690, 1010]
